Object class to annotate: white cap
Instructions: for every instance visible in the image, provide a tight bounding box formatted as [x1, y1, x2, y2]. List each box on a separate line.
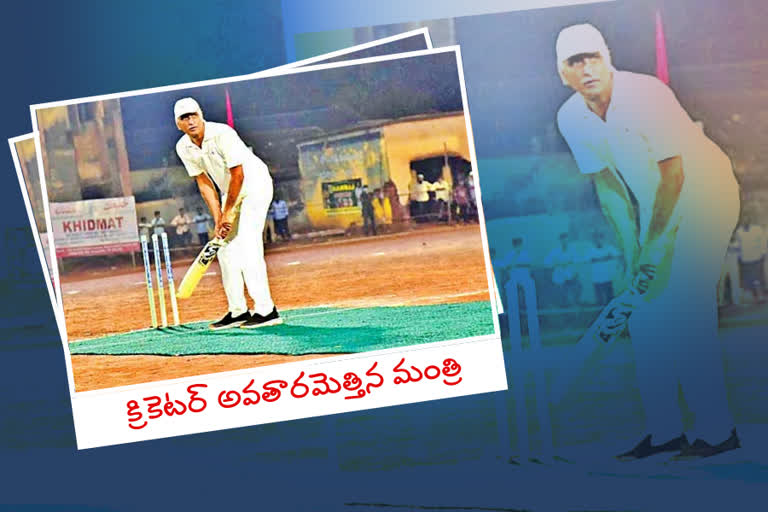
[556, 23, 609, 64]
[174, 97, 202, 120]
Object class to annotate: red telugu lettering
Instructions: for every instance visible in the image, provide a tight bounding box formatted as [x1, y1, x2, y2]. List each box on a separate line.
[310, 372, 341, 396]
[262, 380, 288, 402]
[291, 371, 310, 399]
[187, 384, 208, 412]
[218, 390, 241, 408]
[163, 393, 187, 416]
[127, 400, 147, 430]
[424, 365, 441, 380]
[242, 379, 260, 405]
[365, 361, 384, 394]
[393, 358, 423, 384]
[343, 372, 364, 400]
[144, 396, 163, 419]
[442, 358, 463, 386]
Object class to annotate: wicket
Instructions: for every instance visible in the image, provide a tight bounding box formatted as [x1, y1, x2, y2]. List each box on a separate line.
[161, 232, 181, 326]
[140, 233, 180, 328]
[503, 270, 554, 461]
[140, 235, 158, 328]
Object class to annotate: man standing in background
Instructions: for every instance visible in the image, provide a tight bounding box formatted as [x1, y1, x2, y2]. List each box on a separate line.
[453, 178, 470, 223]
[734, 215, 768, 303]
[138, 216, 152, 240]
[584, 231, 620, 304]
[544, 233, 582, 308]
[151, 210, 166, 236]
[192, 206, 213, 246]
[359, 185, 377, 236]
[412, 173, 431, 223]
[171, 207, 192, 246]
[555, 23, 741, 459]
[433, 175, 451, 222]
[272, 194, 290, 241]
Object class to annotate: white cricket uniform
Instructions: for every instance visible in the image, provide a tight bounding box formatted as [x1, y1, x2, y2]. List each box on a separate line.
[176, 121, 276, 316]
[586, 244, 620, 285]
[558, 70, 740, 441]
[413, 181, 431, 202]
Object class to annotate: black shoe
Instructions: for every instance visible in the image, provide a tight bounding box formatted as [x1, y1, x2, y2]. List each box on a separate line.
[241, 307, 283, 329]
[209, 311, 251, 330]
[616, 434, 688, 460]
[674, 429, 741, 459]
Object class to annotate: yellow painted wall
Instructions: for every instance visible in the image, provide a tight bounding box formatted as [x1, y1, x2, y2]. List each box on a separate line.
[381, 113, 470, 204]
[16, 138, 37, 162]
[36, 106, 70, 131]
[296, 113, 470, 230]
[299, 133, 384, 230]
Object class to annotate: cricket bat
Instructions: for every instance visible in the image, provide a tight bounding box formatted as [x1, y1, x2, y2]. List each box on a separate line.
[551, 264, 657, 404]
[176, 195, 244, 299]
[581, 263, 657, 344]
[582, 291, 637, 344]
[176, 238, 226, 299]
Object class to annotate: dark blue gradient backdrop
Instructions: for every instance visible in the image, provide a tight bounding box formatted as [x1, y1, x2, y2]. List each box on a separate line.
[3, 1, 767, 510]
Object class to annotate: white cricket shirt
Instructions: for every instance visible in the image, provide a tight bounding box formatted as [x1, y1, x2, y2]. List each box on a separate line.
[557, 70, 737, 242]
[413, 180, 431, 202]
[176, 121, 270, 198]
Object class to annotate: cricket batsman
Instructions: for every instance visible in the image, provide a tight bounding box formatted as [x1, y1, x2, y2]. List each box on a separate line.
[555, 24, 741, 459]
[174, 97, 282, 330]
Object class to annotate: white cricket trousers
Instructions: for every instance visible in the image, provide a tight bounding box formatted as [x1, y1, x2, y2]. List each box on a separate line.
[218, 172, 275, 317]
[628, 169, 740, 442]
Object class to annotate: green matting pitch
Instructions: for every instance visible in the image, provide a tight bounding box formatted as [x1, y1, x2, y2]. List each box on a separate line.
[69, 301, 495, 356]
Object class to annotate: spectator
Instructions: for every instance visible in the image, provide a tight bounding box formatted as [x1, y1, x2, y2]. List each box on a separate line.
[734, 217, 768, 303]
[171, 207, 192, 246]
[360, 185, 376, 236]
[496, 238, 533, 280]
[719, 235, 743, 306]
[466, 173, 478, 222]
[138, 216, 151, 239]
[453, 179, 470, 223]
[384, 180, 404, 224]
[192, 207, 213, 245]
[411, 173, 431, 223]
[433, 175, 451, 222]
[544, 233, 582, 307]
[151, 210, 166, 235]
[408, 174, 418, 220]
[272, 195, 290, 241]
[372, 188, 392, 227]
[584, 231, 620, 305]
[265, 202, 275, 244]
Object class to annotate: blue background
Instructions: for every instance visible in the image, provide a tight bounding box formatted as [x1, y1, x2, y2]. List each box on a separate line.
[3, 1, 767, 509]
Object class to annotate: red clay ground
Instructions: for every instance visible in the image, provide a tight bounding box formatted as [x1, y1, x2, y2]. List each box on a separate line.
[62, 225, 491, 391]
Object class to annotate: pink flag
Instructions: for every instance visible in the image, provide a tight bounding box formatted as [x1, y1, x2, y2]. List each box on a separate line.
[225, 88, 235, 128]
[655, 9, 670, 84]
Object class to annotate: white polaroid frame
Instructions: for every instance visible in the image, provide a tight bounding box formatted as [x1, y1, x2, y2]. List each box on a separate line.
[8, 134, 66, 341]
[13, 28, 433, 335]
[30, 45, 505, 449]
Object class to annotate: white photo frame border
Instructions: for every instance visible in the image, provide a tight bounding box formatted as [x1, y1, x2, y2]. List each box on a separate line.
[15, 28, 433, 335]
[8, 134, 65, 341]
[30, 45, 506, 449]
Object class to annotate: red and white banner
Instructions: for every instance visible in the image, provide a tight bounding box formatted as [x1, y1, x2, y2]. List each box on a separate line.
[50, 197, 140, 257]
